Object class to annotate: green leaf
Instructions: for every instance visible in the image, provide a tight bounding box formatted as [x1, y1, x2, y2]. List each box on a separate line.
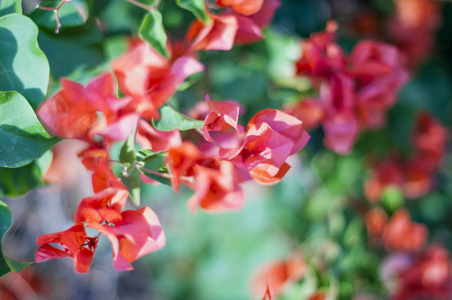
[119, 135, 136, 167]
[121, 168, 141, 206]
[136, 149, 156, 161]
[138, 151, 171, 186]
[153, 105, 204, 131]
[0, 0, 21, 17]
[30, 0, 90, 31]
[0, 91, 59, 168]
[176, 0, 210, 24]
[0, 13, 50, 109]
[139, 10, 170, 59]
[381, 186, 404, 212]
[0, 151, 52, 197]
[0, 201, 33, 277]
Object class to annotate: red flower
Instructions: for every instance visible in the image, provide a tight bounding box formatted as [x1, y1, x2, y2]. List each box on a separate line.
[92, 161, 127, 193]
[216, 0, 265, 16]
[411, 113, 448, 171]
[365, 207, 388, 239]
[37, 79, 98, 139]
[392, 245, 452, 300]
[382, 209, 427, 252]
[364, 157, 404, 202]
[88, 207, 166, 270]
[166, 141, 202, 192]
[284, 99, 324, 131]
[295, 21, 347, 80]
[186, 13, 239, 51]
[187, 159, 244, 213]
[112, 43, 204, 118]
[261, 282, 274, 300]
[35, 223, 98, 273]
[73, 188, 128, 224]
[251, 255, 306, 299]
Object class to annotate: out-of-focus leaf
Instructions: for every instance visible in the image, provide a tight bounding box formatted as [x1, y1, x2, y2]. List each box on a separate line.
[138, 152, 171, 186]
[0, 151, 52, 197]
[121, 168, 141, 206]
[381, 186, 404, 212]
[0, 13, 49, 108]
[153, 105, 204, 131]
[38, 24, 105, 79]
[0, 0, 21, 17]
[139, 10, 170, 58]
[0, 91, 59, 168]
[119, 135, 136, 167]
[0, 201, 33, 276]
[176, 0, 210, 24]
[30, 0, 90, 31]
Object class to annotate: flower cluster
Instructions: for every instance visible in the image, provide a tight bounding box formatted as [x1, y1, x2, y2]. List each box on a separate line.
[34, 0, 309, 272]
[286, 22, 410, 154]
[186, 0, 281, 51]
[364, 113, 448, 202]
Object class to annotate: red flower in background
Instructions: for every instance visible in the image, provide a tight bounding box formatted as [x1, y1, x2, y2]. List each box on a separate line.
[382, 209, 427, 252]
[35, 223, 98, 273]
[293, 23, 409, 154]
[391, 245, 452, 300]
[364, 113, 447, 202]
[251, 255, 306, 299]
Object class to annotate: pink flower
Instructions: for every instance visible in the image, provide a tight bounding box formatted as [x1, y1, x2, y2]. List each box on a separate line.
[202, 95, 244, 142]
[88, 207, 166, 270]
[220, 109, 309, 183]
[37, 74, 138, 142]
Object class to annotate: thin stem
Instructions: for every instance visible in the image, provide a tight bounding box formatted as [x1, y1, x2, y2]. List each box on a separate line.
[125, 0, 152, 11]
[137, 164, 194, 183]
[132, 117, 139, 146]
[37, 0, 71, 33]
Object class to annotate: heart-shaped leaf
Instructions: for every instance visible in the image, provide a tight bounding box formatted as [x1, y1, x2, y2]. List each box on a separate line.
[0, 14, 49, 109]
[176, 0, 210, 24]
[0, 91, 59, 168]
[0, 0, 21, 17]
[0, 201, 33, 277]
[139, 10, 170, 59]
[153, 105, 204, 131]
